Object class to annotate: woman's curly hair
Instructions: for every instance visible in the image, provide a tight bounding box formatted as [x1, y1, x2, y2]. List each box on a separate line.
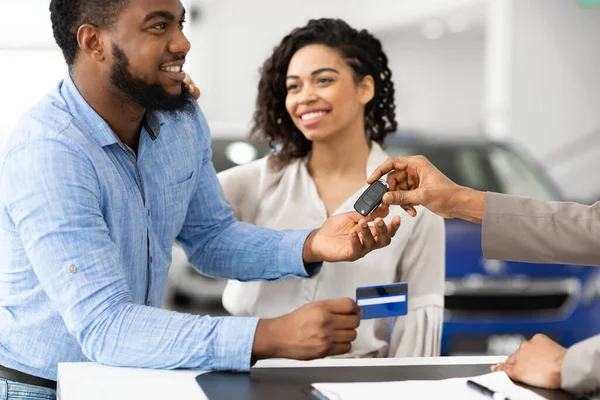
[252, 18, 397, 166]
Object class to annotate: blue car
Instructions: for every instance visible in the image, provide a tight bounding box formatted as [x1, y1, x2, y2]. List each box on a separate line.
[385, 135, 600, 355]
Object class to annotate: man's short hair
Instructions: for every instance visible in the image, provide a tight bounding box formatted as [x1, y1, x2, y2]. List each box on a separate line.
[49, 0, 129, 67]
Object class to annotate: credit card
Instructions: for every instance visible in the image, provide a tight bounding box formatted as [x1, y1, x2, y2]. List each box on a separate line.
[356, 282, 408, 320]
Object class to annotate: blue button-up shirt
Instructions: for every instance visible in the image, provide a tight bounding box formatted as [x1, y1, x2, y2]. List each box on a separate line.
[0, 74, 314, 380]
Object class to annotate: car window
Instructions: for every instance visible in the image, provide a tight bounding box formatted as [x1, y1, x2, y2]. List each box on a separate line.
[385, 143, 559, 200]
[454, 149, 502, 192]
[386, 145, 502, 192]
[488, 147, 557, 201]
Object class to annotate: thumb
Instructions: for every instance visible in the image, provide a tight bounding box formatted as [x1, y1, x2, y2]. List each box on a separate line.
[493, 361, 517, 380]
[323, 298, 360, 315]
[500, 364, 518, 381]
[383, 188, 422, 206]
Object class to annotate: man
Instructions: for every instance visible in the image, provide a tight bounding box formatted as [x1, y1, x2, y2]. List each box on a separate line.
[368, 155, 600, 397]
[0, 0, 400, 397]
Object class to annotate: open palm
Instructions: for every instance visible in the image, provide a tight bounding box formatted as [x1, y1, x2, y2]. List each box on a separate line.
[307, 209, 401, 263]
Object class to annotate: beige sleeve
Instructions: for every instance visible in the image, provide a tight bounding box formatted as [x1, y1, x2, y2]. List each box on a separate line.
[388, 208, 446, 357]
[482, 193, 600, 266]
[561, 334, 600, 396]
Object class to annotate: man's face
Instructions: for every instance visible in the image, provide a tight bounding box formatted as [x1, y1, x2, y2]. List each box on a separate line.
[107, 0, 193, 112]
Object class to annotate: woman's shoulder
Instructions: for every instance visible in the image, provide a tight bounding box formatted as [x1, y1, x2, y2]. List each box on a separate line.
[217, 154, 302, 209]
[217, 155, 267, 184]
[217, 154, 297, 188]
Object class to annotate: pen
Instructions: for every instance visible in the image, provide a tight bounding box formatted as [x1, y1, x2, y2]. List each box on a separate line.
[306, 387, 330, 400]
[467, 379, 512, 400]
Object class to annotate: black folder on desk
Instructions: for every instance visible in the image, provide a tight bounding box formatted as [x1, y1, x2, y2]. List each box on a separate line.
[196, 363, 574, 400]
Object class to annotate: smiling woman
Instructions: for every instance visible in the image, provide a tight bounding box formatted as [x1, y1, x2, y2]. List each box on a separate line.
[218, 18, 446, 360]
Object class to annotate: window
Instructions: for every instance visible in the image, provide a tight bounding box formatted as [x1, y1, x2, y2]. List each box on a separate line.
[385, 142, 560, 200]
[489, 147, 558, 201]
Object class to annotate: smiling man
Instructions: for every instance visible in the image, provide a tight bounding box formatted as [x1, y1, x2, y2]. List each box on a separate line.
[0, 1, 400, 398]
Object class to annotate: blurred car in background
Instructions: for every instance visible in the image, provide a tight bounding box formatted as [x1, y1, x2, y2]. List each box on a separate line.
[164, 134, 600, 355]
[385, 135, 600, 355]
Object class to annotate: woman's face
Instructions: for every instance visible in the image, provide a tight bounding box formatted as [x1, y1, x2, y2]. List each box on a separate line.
[285, 44, 373, 143]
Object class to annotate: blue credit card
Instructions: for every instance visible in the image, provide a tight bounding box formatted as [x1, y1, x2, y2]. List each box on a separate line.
[356, 282, 408, 320]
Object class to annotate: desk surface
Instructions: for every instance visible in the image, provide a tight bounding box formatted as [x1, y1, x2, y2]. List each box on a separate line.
[57, 356, 574, 400]
[198, 362, 573, 400]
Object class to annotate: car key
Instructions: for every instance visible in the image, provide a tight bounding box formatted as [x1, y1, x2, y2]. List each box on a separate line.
[353, 180, 389, 216]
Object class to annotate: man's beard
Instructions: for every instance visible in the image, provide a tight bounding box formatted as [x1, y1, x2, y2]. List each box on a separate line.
[110, 45, 194, 115]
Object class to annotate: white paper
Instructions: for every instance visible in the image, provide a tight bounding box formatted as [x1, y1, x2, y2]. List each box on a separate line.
[312, 372, 547, 400]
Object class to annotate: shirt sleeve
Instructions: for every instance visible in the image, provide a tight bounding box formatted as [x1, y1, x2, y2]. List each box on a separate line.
[388, 208, 446, 357]
[1, 137, 257, 371]
[483, 192, 600, 267]
[176, 108, 321, 280]
[562, 334, 600, 396]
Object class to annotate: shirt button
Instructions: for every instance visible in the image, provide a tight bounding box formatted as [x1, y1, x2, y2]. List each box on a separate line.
[150, 256, 153, 264]
[68, 265, 77, 273]
[147, 209, 151, 216]
[147, 300, 151, 306]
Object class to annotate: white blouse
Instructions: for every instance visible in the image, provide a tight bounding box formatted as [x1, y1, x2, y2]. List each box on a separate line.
[218, 143, 445, 357]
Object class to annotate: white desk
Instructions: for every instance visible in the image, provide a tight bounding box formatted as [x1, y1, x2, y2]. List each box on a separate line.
[57, 356, 507, 400]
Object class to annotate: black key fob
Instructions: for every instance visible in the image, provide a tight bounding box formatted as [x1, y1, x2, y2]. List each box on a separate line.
[353, 180, 389, 216]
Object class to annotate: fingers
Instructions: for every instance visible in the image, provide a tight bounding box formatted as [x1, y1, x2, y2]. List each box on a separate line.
[188, 83, 200, 100]
[374, 217, 390, 237]
[382, 191, 400, 205]
[385, 171, 418, 216]
[387, 216, 402, 237]
[331, 329, 358, 344]
[402, 205, 418, 217]
[351, 216, 401, 254]
[492, 361, 517, 381]
[331, 314, 361, 330]
[329, 343, 352, 356]
[367, 157, 410, 184]
[366, 204, 390, 221]
[382, 189, 422, 207]
[492, 349, 517, 375]
[357, 219, 377, 251]
[349, 230, 363, 257]
[183, 74, 201, 100]
[371, 201, 415, 219]
[323, 298, 361, 315]
[371, 218, 392, 248]
[492, 362, 507, 373]
[385, 171, 409, 192]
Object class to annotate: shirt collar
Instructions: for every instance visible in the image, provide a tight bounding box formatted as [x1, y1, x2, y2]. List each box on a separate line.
[60, 73, 163, 148]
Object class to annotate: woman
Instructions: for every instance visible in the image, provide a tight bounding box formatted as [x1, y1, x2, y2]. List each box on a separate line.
[219, 18, 445, 357]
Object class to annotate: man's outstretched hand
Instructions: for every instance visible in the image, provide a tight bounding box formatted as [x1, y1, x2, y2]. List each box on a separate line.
[303, 208, 401, 264]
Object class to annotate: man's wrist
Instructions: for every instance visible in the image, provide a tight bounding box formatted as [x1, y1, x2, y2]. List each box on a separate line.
[451, 186, 486, 224]
[302, 230, 319, 264]
[252, 318, 281, 362]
